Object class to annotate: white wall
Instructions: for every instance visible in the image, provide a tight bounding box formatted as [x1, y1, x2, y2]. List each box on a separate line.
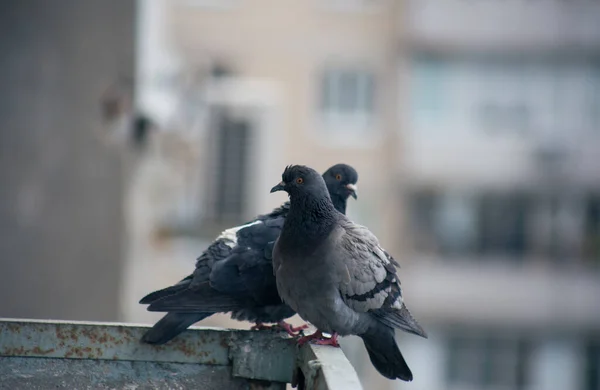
[406, 0, 600, 50]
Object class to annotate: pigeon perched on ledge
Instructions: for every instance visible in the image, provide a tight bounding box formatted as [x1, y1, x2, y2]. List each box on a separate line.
[270, 165, 426, 381]
[139, 164, 358, 345]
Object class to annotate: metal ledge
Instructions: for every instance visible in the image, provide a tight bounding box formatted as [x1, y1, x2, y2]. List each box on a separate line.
[0, 318, 362, 390]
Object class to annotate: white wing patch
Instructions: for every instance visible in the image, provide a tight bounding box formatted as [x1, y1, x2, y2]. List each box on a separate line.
[217, 220, 263, 248]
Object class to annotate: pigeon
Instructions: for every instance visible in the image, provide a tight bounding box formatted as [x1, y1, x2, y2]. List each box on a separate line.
[139, 164, 359, 345]
[270, 165, 427, 381]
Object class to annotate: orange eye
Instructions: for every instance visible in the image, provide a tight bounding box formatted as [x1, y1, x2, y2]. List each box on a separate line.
[335, 174, 342, 181]
[296, 177, 304, 184]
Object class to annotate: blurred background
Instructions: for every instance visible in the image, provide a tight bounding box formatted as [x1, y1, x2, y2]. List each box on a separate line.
[1, 0, 599, 389]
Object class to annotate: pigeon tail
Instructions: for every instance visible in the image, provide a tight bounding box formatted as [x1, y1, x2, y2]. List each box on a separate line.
[141, 312, 211, 345]
[139, 280, 190, 304]
[146, 284, 241, 313]
[372, 305, 428, 339]
[360, 325, 413, 381]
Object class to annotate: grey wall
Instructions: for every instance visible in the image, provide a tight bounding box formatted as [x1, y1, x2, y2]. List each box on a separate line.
[0, 0, 135, 321]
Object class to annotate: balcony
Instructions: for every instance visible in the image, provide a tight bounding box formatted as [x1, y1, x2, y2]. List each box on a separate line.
[0, 318, 363, 390]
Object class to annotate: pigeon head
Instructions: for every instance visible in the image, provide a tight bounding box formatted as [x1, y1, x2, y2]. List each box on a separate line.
[322, 164, 358, 201]
[270, 165, 330, 201]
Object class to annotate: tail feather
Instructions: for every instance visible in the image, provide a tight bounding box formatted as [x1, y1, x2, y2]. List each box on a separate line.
[139, 279, 191, 304]
[147, 287, 241, 313]
[372, 305, 428, 339]
[141, 312, 211, 345]
[360, 325, 413, 381]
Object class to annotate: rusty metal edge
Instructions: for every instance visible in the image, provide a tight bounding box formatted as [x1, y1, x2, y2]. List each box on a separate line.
[0, 318, 288, 368]
[0, 318, 361, 387]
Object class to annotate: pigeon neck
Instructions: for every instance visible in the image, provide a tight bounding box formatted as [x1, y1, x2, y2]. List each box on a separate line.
[284, 193, 337, 244]
[329, 194, 347, 215]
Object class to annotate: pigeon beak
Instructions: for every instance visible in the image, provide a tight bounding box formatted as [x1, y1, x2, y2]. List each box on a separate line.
[346, 183, 358, 199]
[270, 181, 285, 193]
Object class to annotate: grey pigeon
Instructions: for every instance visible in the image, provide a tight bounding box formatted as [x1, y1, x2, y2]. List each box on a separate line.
[139, 164, 358, 345]
[270, 165, 427, 381]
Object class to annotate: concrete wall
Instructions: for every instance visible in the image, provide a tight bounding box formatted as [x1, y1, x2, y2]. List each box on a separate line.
[0, 0, 135, 321]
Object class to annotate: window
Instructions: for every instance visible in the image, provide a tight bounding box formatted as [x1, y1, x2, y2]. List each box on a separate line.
[478, 102, 531, 133]
[584, 195, 600, 264]
[409, 56, 600, 135]
[585, 339, 600, 390]
[411, 56, 447, 125]
[589, 65, 600, 130]
[207, 108, 251, 223]
[320, 69, 375, 129]
[476, 61, 532, 133]
[409, 191, 533, 258]
[477, 194, 530, 257]
[409, 190, 439, 253]
[407, 190, 600, 261]
[438, 193, 478, 255]
[409, 191, 478, 255]
[446, 332, 531, 390]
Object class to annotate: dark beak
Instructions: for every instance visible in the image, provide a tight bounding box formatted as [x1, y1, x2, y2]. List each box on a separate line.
[270, 181, 285, 193]
[346, 183, 358, 199]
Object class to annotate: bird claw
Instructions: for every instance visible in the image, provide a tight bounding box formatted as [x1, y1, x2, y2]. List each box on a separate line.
[297, 331, 340, 348]
[313, 335, 340, 348]
[277, 321, 309, 337]
[250, 321, 309, 337]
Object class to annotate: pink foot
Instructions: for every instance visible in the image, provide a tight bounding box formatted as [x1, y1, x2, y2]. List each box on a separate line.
[278, 321, 309, 337]
[251, 321, 309, 337]
[313, 333, 340, 348]
[297, 331, 340, 347]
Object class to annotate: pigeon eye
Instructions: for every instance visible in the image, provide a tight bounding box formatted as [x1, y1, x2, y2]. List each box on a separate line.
[296, 177, 304, 184]
[335, 174, 342, 181]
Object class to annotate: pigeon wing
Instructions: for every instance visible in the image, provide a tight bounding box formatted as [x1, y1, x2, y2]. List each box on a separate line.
[337, 220, 427, 338]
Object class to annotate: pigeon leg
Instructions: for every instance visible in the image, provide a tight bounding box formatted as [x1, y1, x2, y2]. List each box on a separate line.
[251, 321, 308, 336]
[277, 321, 309, 337]
[313, 332, 340, 348]
[250, 322, 271, 331]
[297, 330, 340, 347]
[297, 330, 324, 346]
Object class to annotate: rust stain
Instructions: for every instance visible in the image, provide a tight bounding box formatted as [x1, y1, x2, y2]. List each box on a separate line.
[31, 346, 55, 355]
[55, 328, 66, 340]
[1, 346, 26, 356]
[64, 346, 94, 359]
[219, 336, 230, 349]
[5, 323, 22, 334]
[175, 341, 197, 357]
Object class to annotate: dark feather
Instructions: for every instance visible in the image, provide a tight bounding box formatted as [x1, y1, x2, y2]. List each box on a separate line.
[139, 276, 191, 304]
[147, 284, 242, 313]
[371, 305, 428, 339]
[360, 325, 413, 381]
[141, 312, 210, 345]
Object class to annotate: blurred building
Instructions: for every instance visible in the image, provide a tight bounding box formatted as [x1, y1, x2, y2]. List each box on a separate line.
[121, 1, 600, 390]
[150, 0, 402, 236]
[398, 1, 600, 390]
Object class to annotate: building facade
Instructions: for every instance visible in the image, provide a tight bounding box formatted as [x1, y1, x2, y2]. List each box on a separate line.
[398, 1, 600, 389]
